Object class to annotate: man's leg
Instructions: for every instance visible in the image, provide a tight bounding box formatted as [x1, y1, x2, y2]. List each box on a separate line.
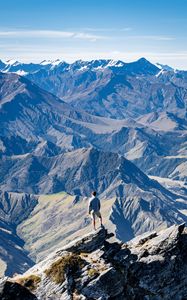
[91, 212, 96, 230]
[97, 211, 103, 227]
[93, 218, 96, 230]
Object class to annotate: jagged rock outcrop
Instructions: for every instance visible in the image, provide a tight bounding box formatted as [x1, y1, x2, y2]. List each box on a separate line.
[1, 223, 187, 299]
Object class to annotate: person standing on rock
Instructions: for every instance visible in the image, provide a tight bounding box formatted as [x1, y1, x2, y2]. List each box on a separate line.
[88, 191, 103, 230]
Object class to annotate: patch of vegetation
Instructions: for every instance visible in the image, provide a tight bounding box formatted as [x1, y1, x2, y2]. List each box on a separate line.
[45, 253, 84, 284]
[87, 268, 99, 277]
[17, 274, 41, 291]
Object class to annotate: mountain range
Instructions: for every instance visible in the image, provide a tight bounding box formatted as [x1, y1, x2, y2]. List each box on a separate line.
[0, 70, 186, 181]
[0, 57, 186, 120]
[0, 57, 186, 278]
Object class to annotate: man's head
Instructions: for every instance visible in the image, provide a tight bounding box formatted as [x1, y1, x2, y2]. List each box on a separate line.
[92, 191, 97, 197]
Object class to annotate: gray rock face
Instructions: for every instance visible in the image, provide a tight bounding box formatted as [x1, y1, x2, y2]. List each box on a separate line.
[82, 267, 124, 299]
[0, 279, 37, 300]
[56, 227, 112, 254]
[2, 224, 186, 299]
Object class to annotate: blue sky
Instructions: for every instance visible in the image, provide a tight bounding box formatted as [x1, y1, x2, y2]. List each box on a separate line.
[0, 0, 187, 68]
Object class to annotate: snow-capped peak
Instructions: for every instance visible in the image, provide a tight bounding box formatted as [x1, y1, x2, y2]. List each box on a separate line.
[52, 59, 63, 66]
[6, 59, 20, 66]
[92, 59, 125, 70]
[40, 60, 53, 65]
[107, 60, 124, 67]
[40, 59, 65, 66]
[156, 63, 174, 72]
[155, 63, 175, 77]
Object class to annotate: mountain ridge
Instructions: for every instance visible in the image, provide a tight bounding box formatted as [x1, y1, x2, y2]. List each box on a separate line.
[1, 224, 187, 299]
[5, 57, 185, 120]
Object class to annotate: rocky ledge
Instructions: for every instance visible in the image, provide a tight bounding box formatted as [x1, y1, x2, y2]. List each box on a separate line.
[0, 224, 187, 300]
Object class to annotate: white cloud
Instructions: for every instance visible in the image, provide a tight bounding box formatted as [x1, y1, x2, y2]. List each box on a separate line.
[0, 30, 174, 43]
[130, 35, 175, 41]
[0, 30, 106, 41]
[81, 27, 133, 32]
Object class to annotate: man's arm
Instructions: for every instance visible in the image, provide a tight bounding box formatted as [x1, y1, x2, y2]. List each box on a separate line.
[88, 199, 92, 214]
[98, 198, 101, 210]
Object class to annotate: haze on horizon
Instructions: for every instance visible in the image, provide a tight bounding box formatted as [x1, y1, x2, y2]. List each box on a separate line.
[0, 0, 187, 69]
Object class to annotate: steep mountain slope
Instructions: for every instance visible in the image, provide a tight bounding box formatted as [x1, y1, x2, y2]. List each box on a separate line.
[0, 191, 38, 276]
[0, 70, 186, 183]
[0, 219, 34, 277]
[92, 125, 187, 180]
[137, 111, 187, 131]
[0, 72, 123, 156]
[2, 224, 187, 300]
[149, 176, 187, 197]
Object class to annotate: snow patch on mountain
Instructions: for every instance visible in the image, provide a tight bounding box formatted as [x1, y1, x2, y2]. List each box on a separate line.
[15, 70, 28, 76]
[6, 59, 20, 66]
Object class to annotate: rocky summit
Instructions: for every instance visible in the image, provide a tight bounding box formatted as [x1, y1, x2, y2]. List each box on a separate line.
[0, 223, 186, 300]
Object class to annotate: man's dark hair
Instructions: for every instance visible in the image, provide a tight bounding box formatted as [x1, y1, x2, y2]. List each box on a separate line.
[92, 191, 97, 196]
